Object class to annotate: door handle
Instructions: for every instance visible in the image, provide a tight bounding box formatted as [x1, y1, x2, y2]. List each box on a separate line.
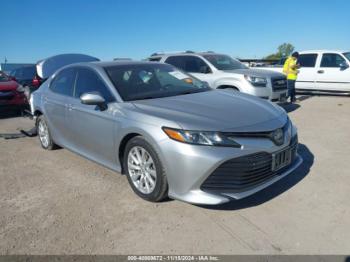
[317, 70, 324, 74]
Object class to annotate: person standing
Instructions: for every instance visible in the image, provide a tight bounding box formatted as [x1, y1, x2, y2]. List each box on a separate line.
[283, 52, 300, 103]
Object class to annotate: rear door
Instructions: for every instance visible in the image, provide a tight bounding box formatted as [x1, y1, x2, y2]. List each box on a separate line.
[315, 53, 350, 92]
[296, 53, 318, 91]
[66, 67, 117, 168]
[43, 68, 76, 146]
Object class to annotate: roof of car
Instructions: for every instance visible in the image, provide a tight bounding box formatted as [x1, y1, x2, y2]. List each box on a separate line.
[149, 51, 222, 57]
[300, 50, 347, 54]
[70, 60, 165, 68]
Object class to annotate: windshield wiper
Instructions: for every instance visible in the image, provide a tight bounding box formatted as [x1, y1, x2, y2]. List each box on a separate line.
[131, 96, 158, 101]
[177, 89, 209, 96]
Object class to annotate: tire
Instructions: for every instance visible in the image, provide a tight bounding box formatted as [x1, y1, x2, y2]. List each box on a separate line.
[123, 136, 168, 202]
[36, 115, 57, 150]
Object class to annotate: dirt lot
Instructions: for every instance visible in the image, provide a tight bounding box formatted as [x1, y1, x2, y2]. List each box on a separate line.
[0, 96, 349, 255]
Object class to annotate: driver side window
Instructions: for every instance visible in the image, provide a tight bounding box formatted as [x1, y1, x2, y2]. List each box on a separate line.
[184, 56, 211, 73]
[165, 56, 211, 74]
[320, 53, 346, 68]
[74, 68, 115, 103]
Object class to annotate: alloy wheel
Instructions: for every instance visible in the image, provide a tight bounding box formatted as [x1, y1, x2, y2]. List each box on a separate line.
[127, 146, 157, 194]
[38, 120, 49, 148]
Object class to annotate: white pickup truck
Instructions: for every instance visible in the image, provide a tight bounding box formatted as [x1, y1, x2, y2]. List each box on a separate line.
[256, 50, 350, 95]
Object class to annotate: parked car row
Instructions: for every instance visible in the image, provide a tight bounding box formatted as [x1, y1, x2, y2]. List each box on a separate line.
[256, 50, 350, 95]
[5, 48, 349, 204]
[0, 54, 100, 113]
[30, 54, 302, 205]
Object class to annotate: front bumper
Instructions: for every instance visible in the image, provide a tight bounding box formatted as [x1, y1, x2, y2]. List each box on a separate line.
[0, 90, 27, 107]
[243, 78, 287, 102]
[158, 129, 302, 205]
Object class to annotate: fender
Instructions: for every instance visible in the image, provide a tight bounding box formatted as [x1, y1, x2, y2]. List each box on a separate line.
[213, 77, 243, 91]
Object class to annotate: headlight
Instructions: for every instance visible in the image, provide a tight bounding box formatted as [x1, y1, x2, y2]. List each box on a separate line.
[244, 75, 267, 87]
[286, 117, 292, 136]
[162, 127, 241, 148]
[288, 117, 297, 138]
[29, 93, 34, 114]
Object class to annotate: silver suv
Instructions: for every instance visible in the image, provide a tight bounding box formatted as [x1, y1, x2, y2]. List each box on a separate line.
[148, 51, 288, 102]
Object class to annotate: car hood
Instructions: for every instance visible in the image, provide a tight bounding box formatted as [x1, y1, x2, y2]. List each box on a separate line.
[131, 90, 287, 132]
[224, 68, 285, 78]
[0, 80, 18, 91]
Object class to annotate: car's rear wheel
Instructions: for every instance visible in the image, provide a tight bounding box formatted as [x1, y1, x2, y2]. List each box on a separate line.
[36, 115, 57, 150]
[124, 136, 168, 202]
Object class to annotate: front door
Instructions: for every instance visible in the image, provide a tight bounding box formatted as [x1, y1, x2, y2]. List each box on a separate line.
[66, 67, 117, 168]
[315, 53, 350, 92]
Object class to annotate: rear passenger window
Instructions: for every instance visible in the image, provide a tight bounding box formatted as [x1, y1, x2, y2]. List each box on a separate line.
[298, 54, 317, 67]
[74, 68, 115, 103]
[50, 68, 76, 96]
[320, 53, 346, 68]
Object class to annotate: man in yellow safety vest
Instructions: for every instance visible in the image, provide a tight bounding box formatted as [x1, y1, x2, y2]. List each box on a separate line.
[283, 52, 300, 103]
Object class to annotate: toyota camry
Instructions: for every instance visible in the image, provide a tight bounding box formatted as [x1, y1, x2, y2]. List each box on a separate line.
[31, 61, 302, 205]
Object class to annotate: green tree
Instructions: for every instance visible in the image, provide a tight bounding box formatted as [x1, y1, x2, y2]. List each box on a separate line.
[265, 53, 281, 60]
[277, 43, 295, 57]
[265, 43, 295, 60]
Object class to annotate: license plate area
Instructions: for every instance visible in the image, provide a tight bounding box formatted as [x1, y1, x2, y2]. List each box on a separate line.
[272, 147, 292, 171]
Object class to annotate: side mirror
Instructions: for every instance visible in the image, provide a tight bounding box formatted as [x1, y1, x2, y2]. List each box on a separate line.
[80, 92, 107, 110]
[201, 81, 210, 88]
[340, 62, 349, 70]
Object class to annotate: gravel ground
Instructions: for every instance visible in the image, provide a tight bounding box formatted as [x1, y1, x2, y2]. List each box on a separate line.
[0, 95, 349, 255]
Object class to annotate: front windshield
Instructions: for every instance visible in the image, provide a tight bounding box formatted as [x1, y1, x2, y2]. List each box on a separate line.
[203, 54, 248, 70]
[105, 63, 211, 101]
[343, 52, 350, 61]
[0, 72, 10, 82]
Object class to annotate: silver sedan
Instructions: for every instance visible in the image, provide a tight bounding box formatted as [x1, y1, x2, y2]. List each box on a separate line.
[31, 61, 302, 205]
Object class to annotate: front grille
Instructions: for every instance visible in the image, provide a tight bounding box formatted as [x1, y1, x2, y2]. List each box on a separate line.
[201, 135, 298, 193]
[272, 78, 287, 91]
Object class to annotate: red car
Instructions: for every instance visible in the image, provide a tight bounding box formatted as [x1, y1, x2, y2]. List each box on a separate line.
[0, 71, 27, 111]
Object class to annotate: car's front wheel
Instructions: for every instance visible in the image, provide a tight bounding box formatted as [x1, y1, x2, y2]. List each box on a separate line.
[36, 115, 57, 150]
[124, 136, 168, 202]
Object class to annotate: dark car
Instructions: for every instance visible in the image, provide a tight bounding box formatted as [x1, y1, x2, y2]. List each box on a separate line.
[9, 65, 37, 88]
